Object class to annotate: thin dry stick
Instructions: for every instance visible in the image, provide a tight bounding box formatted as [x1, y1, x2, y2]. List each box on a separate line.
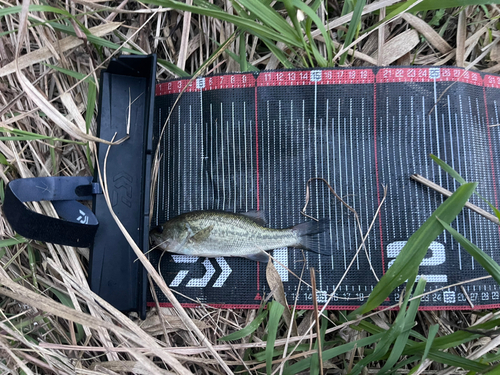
[0, 336, 35, 375]
[301, 177, 380, 282]
[377, 6, 386, 66]
[331, 0, 426, 63]
[273, 185, 388, 374]
[278, 260, 306, 375]
[310, 268, 324, 375]
[40, 273, 494, 356]
[427, 18, 498, 115]
[456, 9, 467, 67]
[98, 135, 234, 375]
[177, 0, 192, 71]
[411, 174, 500, 225]
[148, 274, 171, 344]
[311, 0, 401, 38]
[267, 251, 370, 302]
[13, 0, 115, 145]
[149, 30, 240, 220]
[5, 6, 161, 139]
[460, 285, 475, 309]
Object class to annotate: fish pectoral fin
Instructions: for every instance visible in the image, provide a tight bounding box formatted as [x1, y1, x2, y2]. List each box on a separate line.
[244, 251, 270, 263]
[188, 225, 214, 243]
[241, 210, 267, 226]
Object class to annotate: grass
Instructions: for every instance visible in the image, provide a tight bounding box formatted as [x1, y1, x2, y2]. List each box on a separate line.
[1, 0, 500, 374]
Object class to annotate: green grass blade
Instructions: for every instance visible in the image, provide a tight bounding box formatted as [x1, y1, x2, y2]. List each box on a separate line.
[283, 331, 385, 375]
[430, 154, 466, 184]
[310, 313, 328, 375]
[85, 82, 97, 134]
[349, 182, 477, 318]
[292, 0, 334, 66]
[49, 288, 85, 342]
[350, 278, 419, 375]
[424, 350, 489, 372]
[219, 309, 268, 341]
[210, 33, 259, 72]
[387, 0, 499, 13]
[157, 58, 190, 77]
[0, 152, 8, 166]
[282, 0, 314, 66]
[378, 277, 426, 374]
[0, 127, 85, 144]
[282, 0, 306, 43]
[27, 245, 38, 290]
[437, 218, 500, 285]
[0, 234, 28, 248]
[403, 318, 500, 353]
[261, 38, 295, 69]
[351, 294, 416, 375]
[144, 0, 301, 47]
[45, 21, 140, 55]
[408, 324, 439, 375]
[364, 0, 420, 34]
[430, 154, 500, 223]
[357, 319, 492, 371]
[238, 32, 248, 72]
[265, 302, 284, 373]
[391, 356, 421, 374]
[339, 0, 365, 65]
[43, 63, 93, 83]
[483, 364, 500, 374]
[252, 341, 342, 361]
[237, 0, 300, 44]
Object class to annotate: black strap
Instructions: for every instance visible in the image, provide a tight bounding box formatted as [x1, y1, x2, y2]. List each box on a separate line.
[3, 177, 99, 247]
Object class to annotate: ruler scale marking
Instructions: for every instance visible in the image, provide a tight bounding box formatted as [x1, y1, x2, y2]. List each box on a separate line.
[150, 67, 500, 309]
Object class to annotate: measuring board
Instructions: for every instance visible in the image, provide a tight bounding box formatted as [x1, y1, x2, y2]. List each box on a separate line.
[148, 66, 500, 310]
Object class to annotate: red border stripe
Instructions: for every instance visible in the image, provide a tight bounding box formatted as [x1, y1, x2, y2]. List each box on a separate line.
[376, 67, 482, 85]
[149, 302, 500, 311]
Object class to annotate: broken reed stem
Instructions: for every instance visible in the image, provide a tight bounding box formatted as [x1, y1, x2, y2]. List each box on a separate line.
[411, 174, 500, 225]
[310, 268, 324, 375]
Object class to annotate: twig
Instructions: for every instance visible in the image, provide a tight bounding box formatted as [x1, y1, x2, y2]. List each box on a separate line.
[310, 268, 324, 375]
[411, 174, 500, 225]
[277, 184, 388, 369]
[301, 177, 380, 282]
[460, 285, 475, 309]
[278, 260, 306, 375]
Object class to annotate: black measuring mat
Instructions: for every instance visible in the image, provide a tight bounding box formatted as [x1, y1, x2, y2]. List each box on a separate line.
[149, 67, 500, 310]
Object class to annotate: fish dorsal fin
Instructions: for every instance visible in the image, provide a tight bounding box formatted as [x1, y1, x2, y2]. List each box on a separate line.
[244, 251, 270, 263]
[242, 210, 267, 226]
[188, 225, 214, 243]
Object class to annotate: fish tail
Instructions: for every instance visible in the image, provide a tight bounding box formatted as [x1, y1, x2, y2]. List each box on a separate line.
[292, 218, 332, 256]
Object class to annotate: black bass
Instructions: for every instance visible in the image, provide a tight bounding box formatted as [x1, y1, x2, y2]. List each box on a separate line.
[150, 210, 331, 262]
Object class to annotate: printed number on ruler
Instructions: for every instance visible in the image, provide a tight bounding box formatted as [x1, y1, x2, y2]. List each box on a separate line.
[387, 241, 447, 283]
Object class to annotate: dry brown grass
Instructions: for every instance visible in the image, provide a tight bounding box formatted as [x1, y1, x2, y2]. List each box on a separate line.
[1, 1, 500, 373]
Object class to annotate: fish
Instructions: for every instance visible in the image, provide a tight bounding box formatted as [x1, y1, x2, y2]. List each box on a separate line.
[150, 210, 331, 262]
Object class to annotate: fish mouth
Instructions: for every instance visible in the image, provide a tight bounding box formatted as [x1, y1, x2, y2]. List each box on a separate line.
[150, 234, 171, 251]
[150, 234, 189, 254]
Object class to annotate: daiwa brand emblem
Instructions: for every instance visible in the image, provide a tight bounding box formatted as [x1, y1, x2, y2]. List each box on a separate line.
[76, 209, 89, 224]
[169, 255, 233, 288]
[169, 255, 232, 288]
